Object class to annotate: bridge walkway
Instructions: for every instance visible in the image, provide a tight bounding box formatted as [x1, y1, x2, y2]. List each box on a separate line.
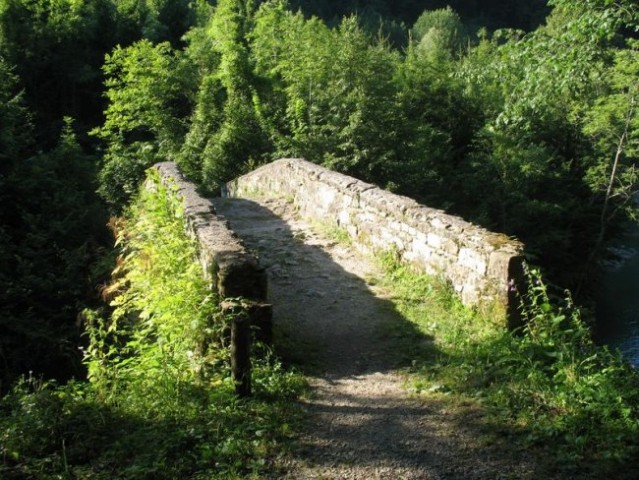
[211, 196, 546, 480]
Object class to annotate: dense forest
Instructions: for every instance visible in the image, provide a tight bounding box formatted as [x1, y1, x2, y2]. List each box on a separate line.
[2, 0, 639, 476]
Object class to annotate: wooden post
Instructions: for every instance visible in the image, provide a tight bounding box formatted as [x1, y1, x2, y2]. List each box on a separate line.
[222, 299, 272, 397]
[245, 303, 273, 345]
[230, 312, 251, 397]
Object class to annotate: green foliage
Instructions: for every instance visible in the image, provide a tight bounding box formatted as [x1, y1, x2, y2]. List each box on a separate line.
[411, 7, 466, 58]
[0, 0, 116, 135]
[582, 41, 639, 221]
[92, 0, 639, 285]
[392, 24, 478, 205]
[0, 0, 203, 387]
[444, 0, 639, 281]
[3, 0, 639, 476]
[472, 268, 639, 466]
[197, 0, 271, 190]
[1, 169, 305, 478]
[0, 0, 202, 142]
[85, 169, 218, 406]
[548, 0, 639, 43]
[1, 116, 108, 391]
[251, 2, 402, 182]
[112, 0, 198, 47]
[95, 40, 194, 208]
[378, 258, 639, 472]
[177, 73, 225, 184]
[166, 0, 275, 192]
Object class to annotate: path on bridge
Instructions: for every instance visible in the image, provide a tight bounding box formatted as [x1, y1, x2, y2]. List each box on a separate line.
[211, 196, 552, 480]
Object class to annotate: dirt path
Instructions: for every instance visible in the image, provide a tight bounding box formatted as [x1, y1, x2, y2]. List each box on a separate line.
[211, 197, 553, 480]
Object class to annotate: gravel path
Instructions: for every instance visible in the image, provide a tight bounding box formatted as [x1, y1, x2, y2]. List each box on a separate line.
[211, 197, 558, 480]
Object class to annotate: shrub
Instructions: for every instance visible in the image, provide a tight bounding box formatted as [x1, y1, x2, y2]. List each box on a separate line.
[1, 169, 305, 479]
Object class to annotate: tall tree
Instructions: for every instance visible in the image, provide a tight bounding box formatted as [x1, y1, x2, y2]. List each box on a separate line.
[411, 6, 466, 57]
[198, 0, 271, 191]
[579, 42, 639, 284]
[251, 2, 402, 183]
[449, 0, 639, 283]
[95, 40, 194, 208]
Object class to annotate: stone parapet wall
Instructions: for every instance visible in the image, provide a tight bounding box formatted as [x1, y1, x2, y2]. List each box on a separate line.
[152, 162, 267, 303]
[152, 162, 271, 394]
[225, 158, 524, 316]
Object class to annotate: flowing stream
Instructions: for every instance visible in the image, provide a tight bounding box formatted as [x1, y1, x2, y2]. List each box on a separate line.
[596, 223, 639, 366]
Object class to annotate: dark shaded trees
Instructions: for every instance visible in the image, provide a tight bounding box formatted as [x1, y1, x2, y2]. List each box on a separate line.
[0, 0, 116, 139]
[0, 86, 107, 388]
[0, 0, 203, 388]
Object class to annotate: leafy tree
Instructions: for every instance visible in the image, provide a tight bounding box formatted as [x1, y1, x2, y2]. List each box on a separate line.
[579, 42, 639, 282]
[251, 2, 401, 183]
[0, 62, 34, 388]
[95, 40, 194, 208]
[444, 0, 639, 282]
[411, 7, 466, 58]
[392, 8, 483, 205]
[112, 0, 198, 47]
[310, 17, 400, 180]
[1, 114, 107, 390]
[198, 0, 272, 191]
[177, 73, 225, 184]
[547, 0, 639, 43]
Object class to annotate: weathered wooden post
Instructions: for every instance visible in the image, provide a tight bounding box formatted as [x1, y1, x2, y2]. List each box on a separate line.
[223, 299, 272, 397]
[230, 310, 252, 398]
[222, 300, 273, 397]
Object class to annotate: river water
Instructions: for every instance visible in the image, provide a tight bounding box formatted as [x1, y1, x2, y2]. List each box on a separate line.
[596, 225, 639, 366]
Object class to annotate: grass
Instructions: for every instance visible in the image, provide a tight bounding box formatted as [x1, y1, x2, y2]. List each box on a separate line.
[373, 251, 639, 477]
[0, 169, 306, 479]
[309, 219, 353, 246]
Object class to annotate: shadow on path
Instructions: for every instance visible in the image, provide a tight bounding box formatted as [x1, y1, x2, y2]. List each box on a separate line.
[212, 197, 433, 378]
[211, 196, 569, 480]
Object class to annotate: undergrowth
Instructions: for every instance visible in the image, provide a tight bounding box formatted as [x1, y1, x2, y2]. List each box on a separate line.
[376, 252, 639, 476]
[0, 169, 305, 479]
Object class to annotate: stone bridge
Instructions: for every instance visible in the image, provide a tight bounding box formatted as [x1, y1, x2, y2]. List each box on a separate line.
[147, 160, 557, 478]
[153, 158, 524, 326]
[225, 158, 524, 318]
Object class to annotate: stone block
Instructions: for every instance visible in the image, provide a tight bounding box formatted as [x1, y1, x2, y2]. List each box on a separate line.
[458, 248, 487, 275]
